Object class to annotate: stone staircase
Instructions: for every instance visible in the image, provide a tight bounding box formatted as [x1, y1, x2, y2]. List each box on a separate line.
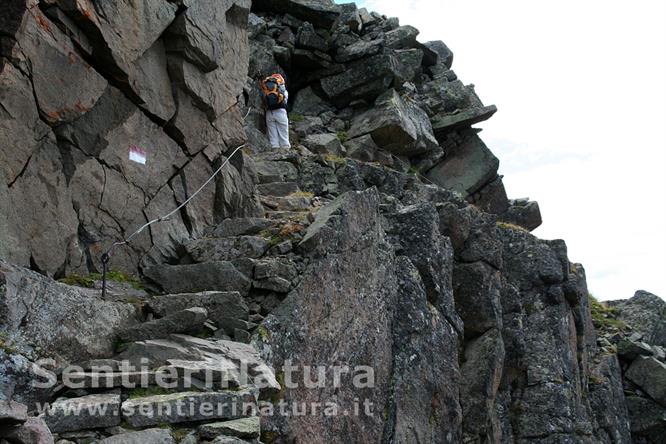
[34, 149, 334, 444]
[39, 298, 281, 444]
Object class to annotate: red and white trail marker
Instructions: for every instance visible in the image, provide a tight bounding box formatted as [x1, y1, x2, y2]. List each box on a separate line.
[129, 146, 147, 165]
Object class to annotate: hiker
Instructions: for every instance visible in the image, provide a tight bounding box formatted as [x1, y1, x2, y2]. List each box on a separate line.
[260, 73, 291, 149]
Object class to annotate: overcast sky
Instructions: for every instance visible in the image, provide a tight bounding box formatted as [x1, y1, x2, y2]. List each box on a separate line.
[337, 0, 666, 300]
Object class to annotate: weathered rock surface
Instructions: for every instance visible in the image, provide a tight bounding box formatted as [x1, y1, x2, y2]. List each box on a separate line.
[118, 308, 208, 343]
[610, 290, 666, 347]
[626, 356, 666, 406]
[147, 292, 249, 327]
[99, 428, 175, 444]
[0, 400, 27, 425]
[198, 416, 261, 439]
[256, 189, 462, 443]
[143, 262, 252, 295]
[349, 90, 439, 157]
[121, 390, 255, 427]
[42, 393, 121, 433]
[254, 0, 341, 29]
[0, 0, 254, 276]
[320, 54, 401, 107]
[0, 260, 137, 404]
[426, 129, 500, 197]
[500, 197, 543, 231]
[0, 416, 54, 444]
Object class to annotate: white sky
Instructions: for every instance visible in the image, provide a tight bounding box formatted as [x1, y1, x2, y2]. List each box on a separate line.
[338, 0, 666, 300]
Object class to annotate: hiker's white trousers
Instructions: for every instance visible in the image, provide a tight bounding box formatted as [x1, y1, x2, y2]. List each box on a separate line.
[266, 108, 291, 148]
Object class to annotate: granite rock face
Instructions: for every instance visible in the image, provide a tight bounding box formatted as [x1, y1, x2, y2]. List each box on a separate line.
[0, 1, 649, 443]
[0, 0, 256, 277]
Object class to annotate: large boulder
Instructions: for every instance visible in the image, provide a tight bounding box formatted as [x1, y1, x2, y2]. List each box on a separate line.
[296, 22, 329, 52]
[291, 86, 334, 116]
[320, 53, 400, 107]
[146, 292, 249, 326]
[335, 38, 384, 63]
[626, 356, 666, 406]
[0, 258, 138, 362]
[426, 129, 500, 197]
[143, 262, 252, 295]
[256, 189, 462, 443]
[302, 133, 345, 156]
[500, 198, 543, 231]
[198, 417, 260, 439]
[430, 105, 498, 138]
[609, 290, 666, 347]
[0, 416, 54, 444]
[252, 0, 341, 29]
[167, 0, 251, 122]
[385, 25, 419, 49]
[348, 90, 440, 157]
[0, 261, 138, 404]
[422, 40, 454, 69]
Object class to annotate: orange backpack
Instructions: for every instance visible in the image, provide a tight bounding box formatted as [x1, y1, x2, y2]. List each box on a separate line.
[261, 74, 286, 110]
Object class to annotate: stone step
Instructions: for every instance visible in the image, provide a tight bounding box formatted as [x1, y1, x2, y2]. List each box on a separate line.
[143, 262, 251, 295]
[256, 181, 300, 197]
[121, 390, 255, 428]
[146, 292, 249, 342]
[198, 416, 261, 440]
[42, 393, 121, 433]
[113, 335, 280, 399]
[254, 149, 299, 163]
[255, 159, 299, 184]
[259, 194, 313, 212]
[203, 217, 275, 238]
[58, 370, 159, 389]
[118, 307, 208, 343]
[185, 236, 270, 263]
[211, 435, 254, 444]
[99, 428, 175, 444]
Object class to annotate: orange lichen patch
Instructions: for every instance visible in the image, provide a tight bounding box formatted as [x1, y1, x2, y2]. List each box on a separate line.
[74, 101, 90, 113]
[68, 51, 77, 65]
[46, 110, 63, 121]
[279, 222, 305, 238]
[36, 14, 52, 32]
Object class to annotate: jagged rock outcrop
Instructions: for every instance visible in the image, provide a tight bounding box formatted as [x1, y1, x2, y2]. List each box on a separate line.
[591, 290, 666, 443]
[0, 0, 259, 277]
[0, 1, 650, 444]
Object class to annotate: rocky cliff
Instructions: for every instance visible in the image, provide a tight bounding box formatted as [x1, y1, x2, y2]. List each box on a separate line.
[0, 1, 660, 443]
